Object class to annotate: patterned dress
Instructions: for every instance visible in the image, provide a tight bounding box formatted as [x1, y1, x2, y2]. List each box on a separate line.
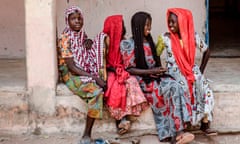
[120, 39, 192, 140]
[101, 15, 149, 120]
[58, 33, 104, 119]
[157, 33, 214, 125]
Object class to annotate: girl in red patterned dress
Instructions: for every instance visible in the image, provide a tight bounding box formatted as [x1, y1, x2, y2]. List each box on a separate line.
[95, 15, 149, 135]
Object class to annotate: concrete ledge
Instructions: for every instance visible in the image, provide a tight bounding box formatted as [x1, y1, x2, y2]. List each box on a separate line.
[54, 95, 156, 137]
[1, 84, 240, 136]
[0, 91, 27, 107]
[212, 92, 240, 133]
[55, 84, 240, 134]
[0, 91, 29, 135]
[211, 84, 240, 93]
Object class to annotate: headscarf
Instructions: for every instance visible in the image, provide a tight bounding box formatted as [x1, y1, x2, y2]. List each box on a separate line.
[63, 6, 98, 76]
[167, 8, 196, 104]
[103, 15, 129, 110]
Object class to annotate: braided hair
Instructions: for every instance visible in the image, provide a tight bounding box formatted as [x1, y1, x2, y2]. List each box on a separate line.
[131, 11, 160, 69]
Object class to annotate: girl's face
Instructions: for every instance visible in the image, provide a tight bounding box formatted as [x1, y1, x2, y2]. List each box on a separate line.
[68, 12, 83, 32]
[168, 13, 179, 34]
[144, 18, 151, 37]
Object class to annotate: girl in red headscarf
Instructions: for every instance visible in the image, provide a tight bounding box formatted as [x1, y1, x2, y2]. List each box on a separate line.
[156, 8, 217, 136]
[95, 15, 149, 135]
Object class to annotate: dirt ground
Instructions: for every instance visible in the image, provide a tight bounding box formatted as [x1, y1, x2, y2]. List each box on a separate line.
[0, 132, 240, 144]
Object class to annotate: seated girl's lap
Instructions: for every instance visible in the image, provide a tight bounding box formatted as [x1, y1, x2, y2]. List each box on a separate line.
[159, 76, 181, 88]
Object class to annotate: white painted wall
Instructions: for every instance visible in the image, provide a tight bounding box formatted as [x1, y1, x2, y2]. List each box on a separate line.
[0, 0, 206, 58]
[57, 0, 207, 42]
[0, 0, 25, 58]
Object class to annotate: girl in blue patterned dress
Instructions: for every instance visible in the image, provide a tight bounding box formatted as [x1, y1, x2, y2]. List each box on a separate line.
[120, 11, 194, 143]
[156, 8, 217, 136]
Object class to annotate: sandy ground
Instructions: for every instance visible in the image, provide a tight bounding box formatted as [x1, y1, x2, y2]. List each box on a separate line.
[0, 133, 240, 144]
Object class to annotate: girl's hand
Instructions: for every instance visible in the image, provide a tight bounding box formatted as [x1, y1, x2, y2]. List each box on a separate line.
[151, 67, 167, 75]
[83, 39, 93, 50]
[94, 77, 107, 91]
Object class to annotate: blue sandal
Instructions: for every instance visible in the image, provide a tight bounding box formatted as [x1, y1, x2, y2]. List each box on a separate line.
[79, 136, 91, 144]
[94, 138, 110, 144]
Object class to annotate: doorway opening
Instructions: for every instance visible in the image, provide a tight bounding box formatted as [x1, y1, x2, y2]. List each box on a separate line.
[209, 0, 240, 57]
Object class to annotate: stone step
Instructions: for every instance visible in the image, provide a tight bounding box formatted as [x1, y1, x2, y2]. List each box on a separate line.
[0, 89, 29, 134]
[0, 84, 240, 136]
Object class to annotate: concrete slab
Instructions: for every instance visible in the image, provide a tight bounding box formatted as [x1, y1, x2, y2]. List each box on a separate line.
[205, 58, 240, 92]
[0, 58, 239, 93]
[1, 58, 240, 136]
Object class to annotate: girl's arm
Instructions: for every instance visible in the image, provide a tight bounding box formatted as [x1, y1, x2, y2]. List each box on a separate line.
[126, 67, 167, 76]
[65, 57, 91, 77]
[195, 33, 210, 74]
[200, 48, 210, 74]
[65, 57, 106, 89]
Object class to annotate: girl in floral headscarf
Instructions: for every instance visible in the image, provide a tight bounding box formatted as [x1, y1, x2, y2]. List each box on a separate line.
[57, 6, 106, 144]
[156, 8, 217, 136]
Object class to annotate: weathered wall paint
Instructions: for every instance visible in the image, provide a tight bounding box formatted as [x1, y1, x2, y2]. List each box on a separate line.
[0, 0, 206, 59]
[0, 0, 25, 58]
[57, 0, 206, 42]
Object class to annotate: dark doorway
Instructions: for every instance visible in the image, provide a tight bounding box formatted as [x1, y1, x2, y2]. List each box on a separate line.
[209, 0, 240, 57]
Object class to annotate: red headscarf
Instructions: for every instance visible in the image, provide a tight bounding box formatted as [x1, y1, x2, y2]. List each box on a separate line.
[167, 8, 196, 104]
[103, 15, 129, 110]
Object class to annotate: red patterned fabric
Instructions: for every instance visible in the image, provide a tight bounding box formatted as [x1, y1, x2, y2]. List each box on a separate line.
[103, 15, 129, 110]
[167, 8, 196, 104]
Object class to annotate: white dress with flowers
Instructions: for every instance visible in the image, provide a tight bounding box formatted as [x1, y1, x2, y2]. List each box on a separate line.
[157, 33, 215, 125]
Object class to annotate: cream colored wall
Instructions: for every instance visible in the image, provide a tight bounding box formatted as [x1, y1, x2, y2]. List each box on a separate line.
[0, 0, 25, 58]
[0, 0, 206, 58]
[57, 0, 206, 41]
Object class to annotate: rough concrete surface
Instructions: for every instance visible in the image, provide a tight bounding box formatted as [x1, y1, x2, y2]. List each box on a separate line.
[0, 133, 240, 144]
[1, 58, 240, 143]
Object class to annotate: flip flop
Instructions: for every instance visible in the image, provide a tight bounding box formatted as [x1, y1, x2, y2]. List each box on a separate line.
[118, 120, 130, 130]
[176, 132, 194, 144]
[95, 138, 111, 144]
[117, 119, 131, 135]
[131, 138, 140, 144]
[160, 137, 171, 142]
[203, 128, 218, 136]
[79, 136, 91, 144]
[118, 127, 128, 135]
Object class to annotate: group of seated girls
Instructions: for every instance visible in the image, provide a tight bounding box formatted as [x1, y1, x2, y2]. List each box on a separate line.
[58, 6, 217, 144]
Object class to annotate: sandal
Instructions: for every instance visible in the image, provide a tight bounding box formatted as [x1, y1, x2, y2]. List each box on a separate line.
[94, 138, 111, 144]
[160, 137, 171, 142]
[200, 121, 218, 136]
[117, 118, 131, 135]
[118, 127, 129, 135]
[131, 138, 140, 144]
[176, 132, 194, 144]
[79, 136, 92, 144]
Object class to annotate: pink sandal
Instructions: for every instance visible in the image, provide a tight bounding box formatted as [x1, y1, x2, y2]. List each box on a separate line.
[176, 132, 194, 144]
